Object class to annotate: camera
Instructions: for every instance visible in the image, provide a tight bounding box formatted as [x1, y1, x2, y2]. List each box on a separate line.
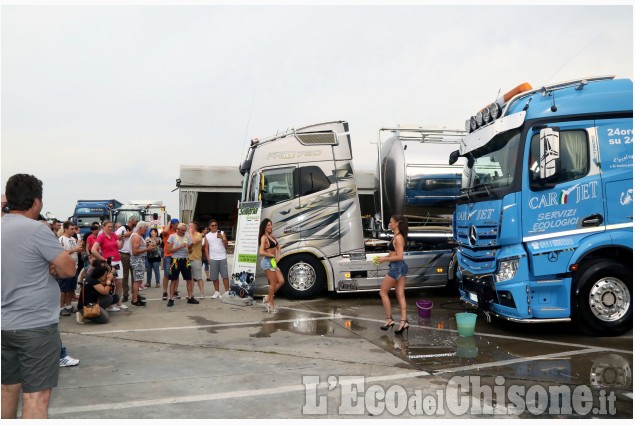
[112, 264, 121, 271]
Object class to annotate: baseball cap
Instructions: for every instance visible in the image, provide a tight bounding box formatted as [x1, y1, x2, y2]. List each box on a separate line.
[170, 218, 179, 224]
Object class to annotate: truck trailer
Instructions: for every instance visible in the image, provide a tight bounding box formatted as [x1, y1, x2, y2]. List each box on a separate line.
[450, 75, 633, 336]
[239, 121, 465, 299]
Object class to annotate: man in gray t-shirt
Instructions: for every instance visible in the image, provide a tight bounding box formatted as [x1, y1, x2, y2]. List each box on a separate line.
[1, 174, 75, 419]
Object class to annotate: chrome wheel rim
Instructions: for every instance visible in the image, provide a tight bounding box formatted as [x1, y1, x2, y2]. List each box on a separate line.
[589, 277, 631, 322]
[288, 262, 317, 292]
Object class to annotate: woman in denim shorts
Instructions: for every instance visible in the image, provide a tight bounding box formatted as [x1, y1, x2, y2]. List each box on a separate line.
[377, 215, 410, 335]
[258, 218, 284, 313]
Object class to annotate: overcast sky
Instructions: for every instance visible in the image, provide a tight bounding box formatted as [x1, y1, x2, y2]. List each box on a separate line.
[1, 3, 632, 220]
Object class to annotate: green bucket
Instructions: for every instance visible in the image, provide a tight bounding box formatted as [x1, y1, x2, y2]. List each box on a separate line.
[456, 312, 477, 337]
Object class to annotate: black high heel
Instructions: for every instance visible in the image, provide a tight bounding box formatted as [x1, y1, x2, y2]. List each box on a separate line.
[395, 319, 409, 336]
[380, 316, 395, 331]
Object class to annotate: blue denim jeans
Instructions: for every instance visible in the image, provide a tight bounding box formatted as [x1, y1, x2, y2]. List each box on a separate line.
[147, 260, 161, 284]
[261, 257, 276, 271]
[387, 261, 408, 280]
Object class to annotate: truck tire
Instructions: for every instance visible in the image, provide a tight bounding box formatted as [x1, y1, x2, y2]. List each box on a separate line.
[280, 254, 326, 300]
[572, 259, 632, 336]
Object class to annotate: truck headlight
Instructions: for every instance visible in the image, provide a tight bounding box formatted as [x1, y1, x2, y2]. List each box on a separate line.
[495, 258, 518, 283]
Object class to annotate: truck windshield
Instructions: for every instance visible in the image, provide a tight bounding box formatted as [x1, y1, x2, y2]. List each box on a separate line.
[76, 216, 103, 226]
[116, 210, 142, 226]
[462, 129, 520, 199]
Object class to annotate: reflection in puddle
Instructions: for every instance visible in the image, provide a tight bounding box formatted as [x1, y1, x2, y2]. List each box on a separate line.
[590, 354, 632, 388]
[456, 336, 478, 358]
[249, 309, 366, 338]
[189, 307, 632, 392]
[374, 319, 633, 389]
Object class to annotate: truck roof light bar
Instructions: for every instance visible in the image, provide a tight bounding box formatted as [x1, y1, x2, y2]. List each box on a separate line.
[465, 75, 616, 135]
[502, 75, 615, 116]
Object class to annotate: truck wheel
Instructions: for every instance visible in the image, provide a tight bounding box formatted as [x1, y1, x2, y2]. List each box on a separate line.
[573, 259, 632, 336]
[280, 254, 326, 299]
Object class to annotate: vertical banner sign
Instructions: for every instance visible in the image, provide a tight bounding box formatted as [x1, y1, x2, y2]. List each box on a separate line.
[230, 201, 262, 298]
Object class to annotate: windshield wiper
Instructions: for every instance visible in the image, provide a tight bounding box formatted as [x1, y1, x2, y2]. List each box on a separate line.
[460, 187, 472, 201]
[471, 182, 493, 197]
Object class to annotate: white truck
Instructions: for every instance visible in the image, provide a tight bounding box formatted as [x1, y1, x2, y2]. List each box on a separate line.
[239, 120, 465, 299]
[129, 200, 171, 234]
[115, 200, 171, 234]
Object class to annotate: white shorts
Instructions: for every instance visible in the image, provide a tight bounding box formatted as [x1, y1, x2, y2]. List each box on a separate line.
[111, 260, 123, 279]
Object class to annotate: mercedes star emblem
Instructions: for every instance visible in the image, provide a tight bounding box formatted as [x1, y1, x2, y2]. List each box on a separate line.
[469, 225, 477, 246]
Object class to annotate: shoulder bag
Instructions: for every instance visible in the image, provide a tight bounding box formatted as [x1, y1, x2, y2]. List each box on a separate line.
[82, 281, 101, 319]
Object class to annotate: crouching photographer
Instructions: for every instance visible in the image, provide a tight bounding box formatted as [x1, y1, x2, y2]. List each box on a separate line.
[77, 260, 121, 324]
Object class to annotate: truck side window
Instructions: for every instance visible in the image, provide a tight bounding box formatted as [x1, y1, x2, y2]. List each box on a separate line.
[297, 166, 331, 196]
[529, 130, 589, 184]
[261, 167, 295, 207]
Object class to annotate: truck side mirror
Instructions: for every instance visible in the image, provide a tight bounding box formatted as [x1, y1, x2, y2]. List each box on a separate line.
[539, 127, 561, 180]
[258, 173, 265, 201]
[448, 150, 460, 165]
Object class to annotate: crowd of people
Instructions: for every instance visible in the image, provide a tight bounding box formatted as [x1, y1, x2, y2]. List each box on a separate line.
[2, 174, 413, 419]
[1, 174, 236, 419]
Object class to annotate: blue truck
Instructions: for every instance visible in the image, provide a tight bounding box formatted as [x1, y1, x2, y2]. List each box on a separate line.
[71, 199, 123, 236]
[450, 75, 633, 336]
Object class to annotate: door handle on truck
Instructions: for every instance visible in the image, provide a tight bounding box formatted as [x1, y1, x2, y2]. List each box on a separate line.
[582, 214, 603, 227]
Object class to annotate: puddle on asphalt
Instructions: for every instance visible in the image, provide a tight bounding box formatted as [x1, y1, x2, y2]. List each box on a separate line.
[249, 309, 366, 338]
[187, 307, 632, 390]
[376, 315, 633, 390]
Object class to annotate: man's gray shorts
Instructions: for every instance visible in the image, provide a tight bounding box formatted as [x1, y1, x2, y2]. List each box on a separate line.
[209, 259, 228, 280]
[1, 323, 61, 392]
[190, 259, 203, 280]
[130, 256, 146, 281]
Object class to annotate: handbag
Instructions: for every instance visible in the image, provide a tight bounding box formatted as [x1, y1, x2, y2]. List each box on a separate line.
[83, 303, 100, 318]
[81, 281, 101, 318]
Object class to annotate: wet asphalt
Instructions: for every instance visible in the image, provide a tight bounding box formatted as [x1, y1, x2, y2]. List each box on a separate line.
[47, 263, 632, 419]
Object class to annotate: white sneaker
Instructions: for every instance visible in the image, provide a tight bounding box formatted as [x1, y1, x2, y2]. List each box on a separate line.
[76, 312, 85, 324]
[211, 291, 220, 299]
[106, 306, 120, 312]
[60, 355, 80, 367]
[118, 304, 129, 310]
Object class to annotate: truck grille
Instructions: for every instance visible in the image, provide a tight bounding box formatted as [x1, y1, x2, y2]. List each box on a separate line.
[457, 246, 497, 272]
[456, 224, 499, 247]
